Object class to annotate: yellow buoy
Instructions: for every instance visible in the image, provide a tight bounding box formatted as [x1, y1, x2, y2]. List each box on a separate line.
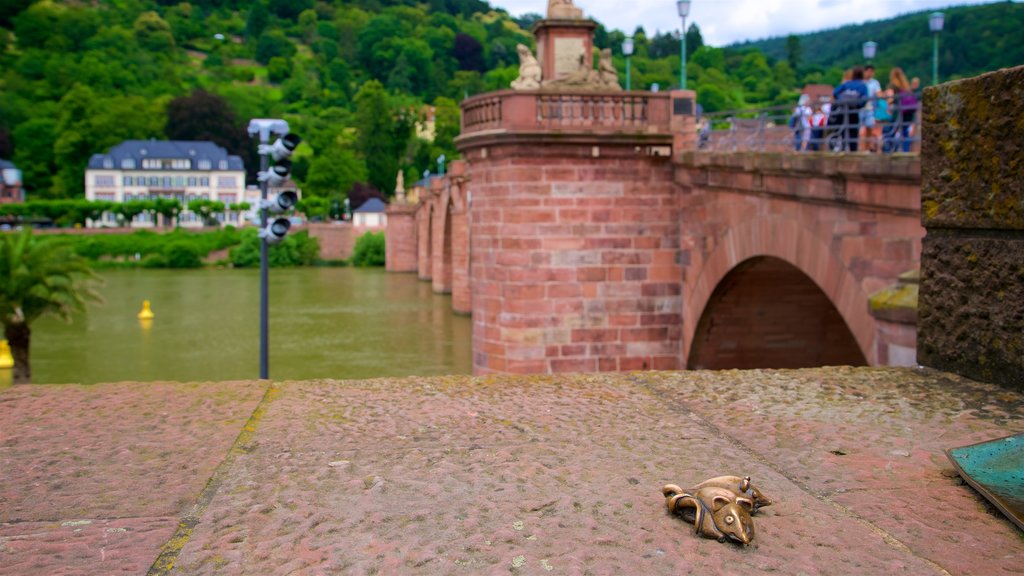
[138, 300, 155, 320]
[0, 340, 13, 369]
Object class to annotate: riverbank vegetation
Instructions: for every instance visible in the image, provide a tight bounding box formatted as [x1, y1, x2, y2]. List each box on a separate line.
[34, 227, 325, 269]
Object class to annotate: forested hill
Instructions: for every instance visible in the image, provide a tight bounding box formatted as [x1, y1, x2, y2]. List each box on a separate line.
[732, 1, 1024, 85]
[0, 1, 1019, 207]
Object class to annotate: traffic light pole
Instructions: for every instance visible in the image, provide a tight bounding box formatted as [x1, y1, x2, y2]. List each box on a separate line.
[259, 139, 270, 380]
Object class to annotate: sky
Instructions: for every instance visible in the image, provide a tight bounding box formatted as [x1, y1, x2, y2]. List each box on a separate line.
[491, 0, 1010, 46]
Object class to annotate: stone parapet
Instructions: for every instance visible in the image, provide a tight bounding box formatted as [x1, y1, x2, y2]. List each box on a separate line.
[918, 65, 1024, 390]
[677, 151, 921, 213]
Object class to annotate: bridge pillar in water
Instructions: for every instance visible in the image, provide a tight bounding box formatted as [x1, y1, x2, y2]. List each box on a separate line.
[457, 90, 696, 374]
[385, 203, 417, 273]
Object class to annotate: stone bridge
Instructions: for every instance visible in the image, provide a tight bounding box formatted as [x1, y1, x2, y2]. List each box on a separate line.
[387, 90, 923, 374]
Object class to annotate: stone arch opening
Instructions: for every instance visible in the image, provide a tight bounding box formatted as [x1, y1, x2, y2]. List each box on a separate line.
[440, 195, 454, 292]
[420, 203, 434, 280]
[688, 256, 867, 369]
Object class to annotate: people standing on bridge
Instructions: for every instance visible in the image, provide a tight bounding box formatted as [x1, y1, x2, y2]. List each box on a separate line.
[890, 67, 918, 153]
[832, 66, 868, 152]
[791, 94, 813, 151]
[859, 65, 882, 152]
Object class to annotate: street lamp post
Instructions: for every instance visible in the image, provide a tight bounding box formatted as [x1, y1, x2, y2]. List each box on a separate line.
[862, 41, 877, 63]
[677, 0, 691, 90]
[929, 12, 945, 86]
[622, 37, 634, 91]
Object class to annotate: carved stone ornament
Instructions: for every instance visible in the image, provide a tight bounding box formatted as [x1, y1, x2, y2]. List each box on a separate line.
[661, 476, 774, 545]
[394, 170, 406, 204]
[540, 48, 621, 92]
[547, 0, 584, 19]
[510, 44, 543, 90]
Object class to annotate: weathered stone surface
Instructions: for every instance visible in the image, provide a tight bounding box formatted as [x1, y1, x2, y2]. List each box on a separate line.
[921, 65, 1024, 230]
[2, 371, 1023, 574]
[0, 380, 267, 523]
[918, 233, 1024, 389]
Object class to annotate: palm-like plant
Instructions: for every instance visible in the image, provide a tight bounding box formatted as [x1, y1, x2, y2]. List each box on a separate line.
[0, 230, 101, 384]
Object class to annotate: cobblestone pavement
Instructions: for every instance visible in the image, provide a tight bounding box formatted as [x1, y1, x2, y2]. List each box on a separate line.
[1, 368, 1021, 575]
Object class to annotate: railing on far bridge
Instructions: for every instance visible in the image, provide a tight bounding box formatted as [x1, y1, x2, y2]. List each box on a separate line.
[699, 94, 922, 154]
[461, 90, 673, 135]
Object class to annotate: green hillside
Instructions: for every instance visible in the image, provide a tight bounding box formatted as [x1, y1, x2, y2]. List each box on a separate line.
[0, 1, 1019, 209]
[732, 1, 1024, 85]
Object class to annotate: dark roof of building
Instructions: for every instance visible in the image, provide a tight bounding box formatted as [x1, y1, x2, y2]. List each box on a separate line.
[354, 198, 387, 213]
[87, 140, 244, 170]
[0, 159, 16, 170]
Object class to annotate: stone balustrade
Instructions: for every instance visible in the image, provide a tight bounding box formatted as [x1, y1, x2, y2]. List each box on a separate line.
[460, 90, 673, 136]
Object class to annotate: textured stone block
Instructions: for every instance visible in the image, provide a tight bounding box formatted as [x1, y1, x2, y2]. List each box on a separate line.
[921, 65, 1024, 230]
[918, 233, 1024, 389]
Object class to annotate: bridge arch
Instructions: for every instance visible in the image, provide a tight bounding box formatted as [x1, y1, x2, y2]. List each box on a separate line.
[683, 216, 876, 367]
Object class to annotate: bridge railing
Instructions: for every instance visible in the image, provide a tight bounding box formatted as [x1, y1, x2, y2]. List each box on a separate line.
[461, 90, 673, 135]
[699, 94, 922, 154]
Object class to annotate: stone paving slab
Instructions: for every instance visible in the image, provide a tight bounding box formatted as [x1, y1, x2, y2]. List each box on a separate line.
[639, 367, 1024, 575]
[1, 369, 1022, 575]
[0, 517, 177, 575]
[0, 381, 270, 575]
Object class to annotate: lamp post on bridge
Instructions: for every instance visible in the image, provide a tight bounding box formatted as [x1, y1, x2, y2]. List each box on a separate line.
[862, 41, 877, 64]
[622, 36, 634, 91]
[677, 0, 691, 90]
[929, 12, 945, 86]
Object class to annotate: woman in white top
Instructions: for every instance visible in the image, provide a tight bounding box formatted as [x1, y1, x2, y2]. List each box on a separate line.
[791, 94, 813, 151]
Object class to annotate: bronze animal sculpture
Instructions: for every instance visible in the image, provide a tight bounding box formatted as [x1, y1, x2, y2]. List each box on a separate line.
[661, 476, 773, 545]
[691, 475, 774, 512]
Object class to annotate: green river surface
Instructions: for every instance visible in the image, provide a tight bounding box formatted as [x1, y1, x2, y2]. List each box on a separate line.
[5, 267, 472, 386]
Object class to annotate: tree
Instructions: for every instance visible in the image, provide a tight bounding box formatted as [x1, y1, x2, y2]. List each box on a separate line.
[133, 11, 176, 53]
[0, 230, 100, 384]
[686, 23, 704, 60]
[354, 80, 407, 196]
[245, 1, 269, 39]
[12, 118, 58, 197]
[453, 33, 485, 72]
[786, 34, 802, 73]
[165, 90, 254, 181]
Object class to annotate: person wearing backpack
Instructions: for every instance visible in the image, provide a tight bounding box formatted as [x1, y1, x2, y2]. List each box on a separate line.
[832, 66, 868, 152]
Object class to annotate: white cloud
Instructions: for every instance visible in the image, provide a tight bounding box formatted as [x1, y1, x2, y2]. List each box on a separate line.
[492, 0, 1006, 46]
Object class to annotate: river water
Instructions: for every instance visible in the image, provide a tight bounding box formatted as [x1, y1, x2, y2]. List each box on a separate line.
[16, 268, 472, 385]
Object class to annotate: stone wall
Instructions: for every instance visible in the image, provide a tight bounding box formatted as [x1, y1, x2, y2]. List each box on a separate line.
[918, 65, 1024, 389]
[307, 222, 385, 261]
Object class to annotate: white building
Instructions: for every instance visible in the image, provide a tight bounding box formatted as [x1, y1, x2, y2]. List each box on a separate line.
[353, 197, 387, 228]
[84, 140, 247, 228]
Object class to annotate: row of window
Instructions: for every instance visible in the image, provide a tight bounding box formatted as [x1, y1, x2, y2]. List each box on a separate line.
[116, 193, 243, 205]
[94, 175, 239, 188]
[100, 158, 231, 170]
[97, 211, 242, 224]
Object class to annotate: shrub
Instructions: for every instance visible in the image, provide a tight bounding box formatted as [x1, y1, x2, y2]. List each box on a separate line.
[351, 231, 385, 267]
[229, 229, 320, 268]
[164, 241, 203, 268]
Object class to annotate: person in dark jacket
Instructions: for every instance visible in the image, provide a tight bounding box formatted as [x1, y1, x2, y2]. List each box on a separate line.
[832, 66, 868, 152]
